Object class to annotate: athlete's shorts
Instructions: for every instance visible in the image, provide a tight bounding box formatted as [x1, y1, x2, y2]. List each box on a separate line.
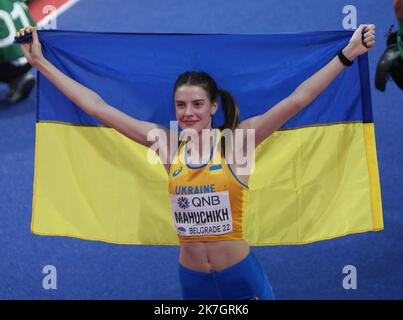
[178, 250, 275, 300]
[398, 21, 403, 59]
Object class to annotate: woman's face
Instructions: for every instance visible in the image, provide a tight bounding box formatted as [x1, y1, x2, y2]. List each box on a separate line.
[174, 85, 217, 133]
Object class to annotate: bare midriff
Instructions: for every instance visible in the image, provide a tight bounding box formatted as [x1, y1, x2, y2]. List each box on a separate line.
[179, 239, 250, 273]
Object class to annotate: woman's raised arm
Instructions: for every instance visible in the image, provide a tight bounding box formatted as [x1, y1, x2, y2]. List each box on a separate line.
[238, 24, 375, 147]
[15, 25, 169, 150]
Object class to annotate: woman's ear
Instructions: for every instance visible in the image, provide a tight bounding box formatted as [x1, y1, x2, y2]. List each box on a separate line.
[211, 101, 218, 115]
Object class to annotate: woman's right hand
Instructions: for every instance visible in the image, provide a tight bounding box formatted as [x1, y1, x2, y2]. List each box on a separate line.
[15, 25, 45, 67]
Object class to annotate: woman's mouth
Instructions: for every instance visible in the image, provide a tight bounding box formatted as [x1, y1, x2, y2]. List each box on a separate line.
[182, 120, 198, 126]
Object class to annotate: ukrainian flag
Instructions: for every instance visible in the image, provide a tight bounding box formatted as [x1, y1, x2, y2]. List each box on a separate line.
[32, 30, 383, 245]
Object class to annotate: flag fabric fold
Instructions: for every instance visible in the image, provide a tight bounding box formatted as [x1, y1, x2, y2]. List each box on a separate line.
[31, 30, 383, 245]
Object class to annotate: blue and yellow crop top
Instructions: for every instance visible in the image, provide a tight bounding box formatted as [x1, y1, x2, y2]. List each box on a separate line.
[168, 128, 249, 242]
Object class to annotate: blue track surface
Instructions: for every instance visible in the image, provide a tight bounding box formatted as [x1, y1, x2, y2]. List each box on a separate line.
[0, 0, 402, 299]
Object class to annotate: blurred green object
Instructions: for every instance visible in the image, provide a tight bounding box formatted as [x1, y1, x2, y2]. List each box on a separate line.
[0, 0, 36, 64]
[375, 25, 403, 91]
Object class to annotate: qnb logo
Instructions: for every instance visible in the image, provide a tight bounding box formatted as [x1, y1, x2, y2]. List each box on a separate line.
[178, 197, 190, 209]
[192, 195, 220, 207]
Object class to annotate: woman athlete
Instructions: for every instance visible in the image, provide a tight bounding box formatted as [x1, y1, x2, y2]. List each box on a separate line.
[15, 24, 375, 300]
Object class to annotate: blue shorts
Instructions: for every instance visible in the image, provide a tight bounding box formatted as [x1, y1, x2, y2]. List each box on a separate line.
[178, 251, 275, 300]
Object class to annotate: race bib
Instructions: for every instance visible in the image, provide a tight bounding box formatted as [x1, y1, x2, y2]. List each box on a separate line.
[170, 191, 233, 237]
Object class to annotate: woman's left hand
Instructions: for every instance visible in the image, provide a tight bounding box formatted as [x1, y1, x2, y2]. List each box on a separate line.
[343, 24, 376, 61]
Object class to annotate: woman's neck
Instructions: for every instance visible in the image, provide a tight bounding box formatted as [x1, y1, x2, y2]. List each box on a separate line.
[185, 127, 215, 164]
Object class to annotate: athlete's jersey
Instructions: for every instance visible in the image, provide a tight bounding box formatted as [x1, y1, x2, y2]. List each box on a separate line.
[168, 128, 249, 242]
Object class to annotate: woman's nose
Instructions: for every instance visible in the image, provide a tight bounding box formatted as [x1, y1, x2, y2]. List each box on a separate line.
[184, 106, 193, 116]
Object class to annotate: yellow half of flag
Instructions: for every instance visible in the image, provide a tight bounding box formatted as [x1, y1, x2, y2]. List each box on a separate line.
[31, 121, 383, 245]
